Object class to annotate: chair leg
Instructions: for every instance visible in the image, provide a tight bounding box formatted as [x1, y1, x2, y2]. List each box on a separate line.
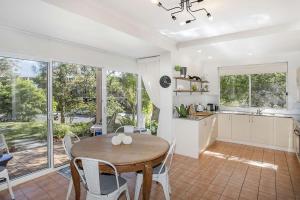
[134, 174, 143, 200]
[3, 170, 15, 200]
[161, 176, 170, 200]
[66, 178, 73, 200]
[125, 186, 130, 200]
[167, 175, 171, 194]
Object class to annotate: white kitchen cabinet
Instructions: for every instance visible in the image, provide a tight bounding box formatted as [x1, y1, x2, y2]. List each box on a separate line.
[274, 117, 293, 150]
[218, 114, 232, 140]
[198, 116, 215, 152]
[251, 116, 274, 145]
[174, 115, 217, 158]
[231, 114, 251, 142]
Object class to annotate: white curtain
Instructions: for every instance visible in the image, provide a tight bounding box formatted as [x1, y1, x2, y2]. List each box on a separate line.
[137, 57, 161, 108]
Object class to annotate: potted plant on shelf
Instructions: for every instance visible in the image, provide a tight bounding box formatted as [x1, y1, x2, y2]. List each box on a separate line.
[174, 65, 187, 78]
[175, 104, 189, 118]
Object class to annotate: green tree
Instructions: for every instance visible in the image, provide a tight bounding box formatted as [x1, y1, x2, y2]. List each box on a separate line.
[52, 63, 97, 124]
[14, 78, 46, 121]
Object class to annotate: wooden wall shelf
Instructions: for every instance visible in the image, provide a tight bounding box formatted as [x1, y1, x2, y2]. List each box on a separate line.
[174, 77, 209, 95]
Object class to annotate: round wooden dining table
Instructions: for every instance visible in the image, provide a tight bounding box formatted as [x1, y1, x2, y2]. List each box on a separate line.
[70, 133, 169, 200]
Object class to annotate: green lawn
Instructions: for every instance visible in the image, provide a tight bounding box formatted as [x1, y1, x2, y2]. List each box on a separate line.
[0, 121, 92, 151]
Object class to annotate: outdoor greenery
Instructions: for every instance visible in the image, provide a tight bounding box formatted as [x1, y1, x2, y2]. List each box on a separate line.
[220, 73, 287, 108]
[220, 75, 249, 107]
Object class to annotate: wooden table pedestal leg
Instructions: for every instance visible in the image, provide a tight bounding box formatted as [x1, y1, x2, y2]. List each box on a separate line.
[71, 159, 81, 200]
[143, 162, 153, 200]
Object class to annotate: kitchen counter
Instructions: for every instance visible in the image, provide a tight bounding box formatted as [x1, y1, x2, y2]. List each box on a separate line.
[173, 115, 212, 121]
[218, 110, 300, 123]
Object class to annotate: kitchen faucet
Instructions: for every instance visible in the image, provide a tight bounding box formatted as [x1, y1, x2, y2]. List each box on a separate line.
[256, 108, 264, 115]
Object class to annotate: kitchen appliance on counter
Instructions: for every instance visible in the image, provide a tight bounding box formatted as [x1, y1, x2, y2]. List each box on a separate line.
[196, 104, 205, 112]
[294, 122, 300, 162]
[207, 103, 219, 112]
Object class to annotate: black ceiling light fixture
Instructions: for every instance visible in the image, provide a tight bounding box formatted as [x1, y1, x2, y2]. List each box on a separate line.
[152, 0, 213, 24]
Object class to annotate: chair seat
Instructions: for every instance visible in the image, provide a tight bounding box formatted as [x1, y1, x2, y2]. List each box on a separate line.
[100, 174, 127, 195]
[137, 163, 166, 175]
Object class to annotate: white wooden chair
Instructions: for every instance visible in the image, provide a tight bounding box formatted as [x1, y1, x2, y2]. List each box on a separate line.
[134, 139, 176, 200]
[73, 157, 130, 200]
[0, 134, 14, 200]
[0, 134, 9, 153]
[0, 167, 15, 200]
[62, 133, 81, 200]
[114, 125, 135, 134]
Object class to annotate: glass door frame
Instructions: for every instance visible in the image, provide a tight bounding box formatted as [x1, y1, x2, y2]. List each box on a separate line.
[102, 69, 142, 134]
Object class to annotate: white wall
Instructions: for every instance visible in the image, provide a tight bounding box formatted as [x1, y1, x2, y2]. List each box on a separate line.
[157, 52, 173, 142]
[0, 27, 137, 72]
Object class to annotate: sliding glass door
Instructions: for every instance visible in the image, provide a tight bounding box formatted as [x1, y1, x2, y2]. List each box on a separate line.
[0, 55, 143, 180]
[106, 71, 138, 133]
[0, 56, 49, 179]
[52, 62, 100, 167]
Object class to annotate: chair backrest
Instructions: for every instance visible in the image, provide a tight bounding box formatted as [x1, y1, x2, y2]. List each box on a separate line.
[114, 125, 135, 134]
[62, 133, 80, 160]
[158, 138, 176, 174]
[0, 134, 9, 153]
[73, 157, 120, 196]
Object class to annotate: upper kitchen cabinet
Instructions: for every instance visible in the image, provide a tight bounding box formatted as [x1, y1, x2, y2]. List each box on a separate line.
[218, 114, 232, 140]
[232, 114, 251, 142]
[274, 117, 294, 150]
[251, 116, 274, 145]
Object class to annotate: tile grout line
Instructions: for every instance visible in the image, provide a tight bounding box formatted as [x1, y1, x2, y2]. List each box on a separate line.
[284, 151, 297, 199]
[237, 145, 253, 200]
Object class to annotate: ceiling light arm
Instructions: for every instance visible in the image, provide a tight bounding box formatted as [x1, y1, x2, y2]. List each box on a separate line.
[189, 7, 209, 14]
[170, 3, 185, 19]
[158, 1, 183, 12]
[186, 3, 196, 23]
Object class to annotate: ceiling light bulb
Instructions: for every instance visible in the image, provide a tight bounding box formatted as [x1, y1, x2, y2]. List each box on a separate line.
[179, 21, 186, 26]
[150, 0, 159, 4]
[197, 50, 202, 53]
[208, 56, 213, 59]
[207, 13, 213, 21]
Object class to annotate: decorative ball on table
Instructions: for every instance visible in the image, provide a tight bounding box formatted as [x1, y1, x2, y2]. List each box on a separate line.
[111, 133, 133, 145]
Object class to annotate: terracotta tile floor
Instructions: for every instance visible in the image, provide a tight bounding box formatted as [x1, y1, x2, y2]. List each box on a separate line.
[0, 141, 300, 200]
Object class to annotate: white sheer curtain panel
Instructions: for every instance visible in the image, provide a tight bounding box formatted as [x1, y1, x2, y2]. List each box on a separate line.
[137, 57, 161, 108]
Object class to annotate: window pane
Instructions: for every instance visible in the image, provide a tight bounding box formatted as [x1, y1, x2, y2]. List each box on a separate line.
[0, 56, 48, 179]
[220, 75, 249, 107]
[107, 71, 137, 133]
[52, 62, 98, 167]
[142, 80, 159, 135]
[251, 73, 287, 108]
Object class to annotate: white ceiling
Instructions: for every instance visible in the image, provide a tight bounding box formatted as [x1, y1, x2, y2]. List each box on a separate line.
[99, 0, 300, 42]
[0, 0, 168, 58]
[0, 0, 300, 60]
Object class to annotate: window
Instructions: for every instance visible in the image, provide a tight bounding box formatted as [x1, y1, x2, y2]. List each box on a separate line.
[0, 56, 49, 179]
[142, 80, 159, 135]
[220, 75, 249, 107]
[52, 61, 99, 167]
[219, 63, 287, 109]
[106, 71, 138, 133]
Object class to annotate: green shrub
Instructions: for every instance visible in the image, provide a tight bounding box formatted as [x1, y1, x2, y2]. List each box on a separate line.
[53, 124, 71, 139]
[70, 122, 92, 137]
